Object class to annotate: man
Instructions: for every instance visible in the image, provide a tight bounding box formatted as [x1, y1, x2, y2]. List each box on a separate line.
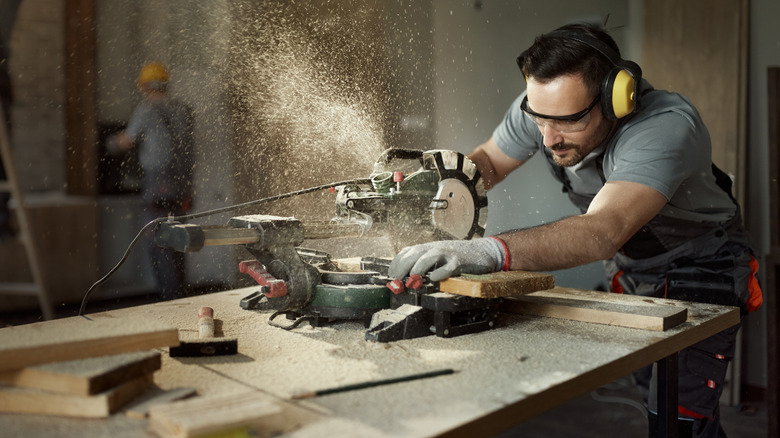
[389, 23, 762, 437]
[109, 62, 195, 300]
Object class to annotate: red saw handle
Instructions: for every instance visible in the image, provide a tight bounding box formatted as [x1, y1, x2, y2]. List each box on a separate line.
[238, 260, 288, 297]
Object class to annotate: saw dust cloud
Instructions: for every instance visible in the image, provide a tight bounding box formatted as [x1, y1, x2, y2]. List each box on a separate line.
[229, 2, 389, 214]
[225, 1, 430, 257]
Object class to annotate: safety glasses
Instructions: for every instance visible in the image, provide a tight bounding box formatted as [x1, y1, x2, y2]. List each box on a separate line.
[520, 94, 600, 133]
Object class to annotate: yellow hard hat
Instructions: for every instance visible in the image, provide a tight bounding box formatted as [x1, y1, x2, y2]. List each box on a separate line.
[137, 62, 169, 88]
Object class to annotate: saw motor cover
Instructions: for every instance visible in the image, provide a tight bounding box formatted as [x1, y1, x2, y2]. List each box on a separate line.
[332, 149, 488, 244]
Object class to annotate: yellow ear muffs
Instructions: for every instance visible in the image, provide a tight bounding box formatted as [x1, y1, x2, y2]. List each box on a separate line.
[602, 67, 637, 120]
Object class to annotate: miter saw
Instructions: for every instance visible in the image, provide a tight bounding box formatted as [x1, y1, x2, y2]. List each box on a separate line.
[154, 148, 497, 341]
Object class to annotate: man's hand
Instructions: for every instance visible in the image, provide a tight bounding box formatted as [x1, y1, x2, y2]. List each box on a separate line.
[106, 131, 134, 155]
[388, 237, 507, 282]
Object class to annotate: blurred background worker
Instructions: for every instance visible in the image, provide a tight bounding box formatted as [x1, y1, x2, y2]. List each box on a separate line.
[109, 62, 195, 300]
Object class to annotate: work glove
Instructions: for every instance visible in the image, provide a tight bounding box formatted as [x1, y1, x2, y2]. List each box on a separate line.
[388, 237, 507, 282]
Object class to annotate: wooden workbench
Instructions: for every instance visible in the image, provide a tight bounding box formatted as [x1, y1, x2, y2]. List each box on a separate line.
[0, 287, 739, 437]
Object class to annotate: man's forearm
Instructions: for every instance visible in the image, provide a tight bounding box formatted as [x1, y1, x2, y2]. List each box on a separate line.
[467, 139, 525, 190]
[467, 146, 500, 189]
[497, 214, 620, 272]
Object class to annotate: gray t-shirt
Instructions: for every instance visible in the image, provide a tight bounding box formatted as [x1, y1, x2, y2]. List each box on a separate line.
[126, 96, 194, 203]
[492, 81, 736, 223]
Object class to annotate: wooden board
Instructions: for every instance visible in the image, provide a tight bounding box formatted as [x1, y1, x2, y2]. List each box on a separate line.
[0, 314, 179, 372]
[125, 387, 197, 419]
[0, 351, 160, 396]
[501, 287, 688, 331]
[149, 391, 308, 438]
[438, 271, 554, 298]
[0, 374, 152, 418]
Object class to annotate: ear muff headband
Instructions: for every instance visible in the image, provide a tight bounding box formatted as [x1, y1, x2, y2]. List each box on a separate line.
[520, 29, 643, 120]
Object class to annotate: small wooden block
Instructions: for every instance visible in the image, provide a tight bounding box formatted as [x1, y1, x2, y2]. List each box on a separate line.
[0, 315, 179, 372]
[149, 391, 293, 438]
[332, 257, 365, 272]
[125, 387, 197, 419]
[502, 287, 688, 331]
[439, 271, 555, 298]
[0, 374, 153, 418]
[0, 351, 161, 396]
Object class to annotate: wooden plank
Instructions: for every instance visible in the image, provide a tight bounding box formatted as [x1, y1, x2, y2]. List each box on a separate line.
[0, 374, 152, 418]
[501, 287, 688, 331]
[125, 387, 197, 419]
[148, 391, 301, 438]
[0, 351, 160, 396]
[0, 315, 179, 372]
[438, 271, 554, 298]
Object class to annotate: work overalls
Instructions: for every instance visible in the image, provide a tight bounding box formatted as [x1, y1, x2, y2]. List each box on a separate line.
[540, 144, 762, 437]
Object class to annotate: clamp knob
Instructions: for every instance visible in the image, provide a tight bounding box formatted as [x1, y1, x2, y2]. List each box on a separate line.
[393, 171, 404, 192]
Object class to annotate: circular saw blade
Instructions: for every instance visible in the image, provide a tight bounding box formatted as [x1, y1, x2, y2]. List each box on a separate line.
[424, 150, 488, 240]
[432, 178, 477, 239]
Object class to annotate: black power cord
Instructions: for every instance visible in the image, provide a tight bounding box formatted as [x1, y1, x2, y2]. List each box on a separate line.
[77, 178, 372, 316]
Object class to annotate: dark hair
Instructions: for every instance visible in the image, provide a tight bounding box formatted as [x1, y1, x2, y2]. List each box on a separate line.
[519, 23, 619, 97]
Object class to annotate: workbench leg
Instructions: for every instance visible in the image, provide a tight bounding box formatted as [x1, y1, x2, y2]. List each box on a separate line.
[656, 352, 679, 438]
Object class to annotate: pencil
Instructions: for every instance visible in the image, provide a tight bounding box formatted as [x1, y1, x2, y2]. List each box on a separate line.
[291, 368, 456, 399]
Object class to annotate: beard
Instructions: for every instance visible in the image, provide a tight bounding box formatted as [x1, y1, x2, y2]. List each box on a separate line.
[549, 142, 585, 167]
[549, 116, 614, 167]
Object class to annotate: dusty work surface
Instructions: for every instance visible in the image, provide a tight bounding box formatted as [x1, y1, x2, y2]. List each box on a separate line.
[0, 287, 739, 437]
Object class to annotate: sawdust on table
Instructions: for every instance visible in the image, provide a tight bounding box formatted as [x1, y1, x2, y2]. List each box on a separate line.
[147, 292, 644, 437]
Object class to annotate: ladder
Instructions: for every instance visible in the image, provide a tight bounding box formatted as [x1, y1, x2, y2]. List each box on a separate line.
[0, 105, 53, 319]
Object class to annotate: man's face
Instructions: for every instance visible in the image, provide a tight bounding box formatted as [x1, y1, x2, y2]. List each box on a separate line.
[524, 75, 613, 167]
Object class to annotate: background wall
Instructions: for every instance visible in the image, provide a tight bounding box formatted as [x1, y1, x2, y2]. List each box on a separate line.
[7, 0, 64, 193]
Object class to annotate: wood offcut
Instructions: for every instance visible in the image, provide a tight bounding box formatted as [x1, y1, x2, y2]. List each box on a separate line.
[0, 315, 179, 372]
[125, 387, 197, 419]
[0, 351, 160, 396]
[0, 374, 152, 418]
[502, 287, 689, 331]
[149, 391, 312, 438]
[439, 271, 554, 298]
